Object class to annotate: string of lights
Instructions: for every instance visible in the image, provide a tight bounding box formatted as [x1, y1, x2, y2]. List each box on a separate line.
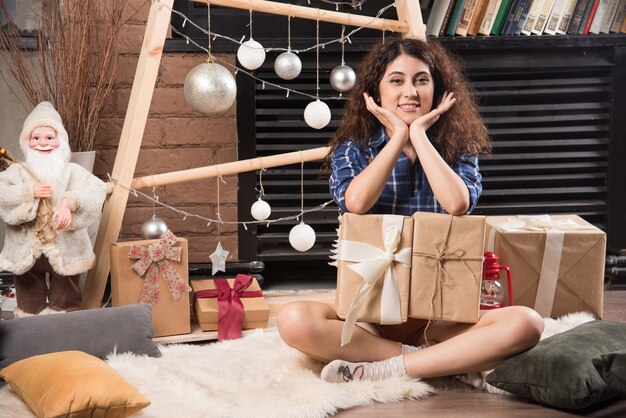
[108, 174, 335, 230]
[317, 0, 368, 11]
[165, 0, 394, 54]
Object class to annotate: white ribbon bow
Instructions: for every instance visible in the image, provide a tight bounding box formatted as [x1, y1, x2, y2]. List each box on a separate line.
[336, 219, 411, 346]
[487, 215, 594, 317]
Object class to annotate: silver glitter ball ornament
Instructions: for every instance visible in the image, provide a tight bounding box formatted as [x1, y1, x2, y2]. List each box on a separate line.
[330, 65, 356, 92]
[140, 216, 168, 239]
[184, 61, 236, 116]
[304, 99, 331, 130]
[237, 39, 266, 70]
[274, 51, 302, 80]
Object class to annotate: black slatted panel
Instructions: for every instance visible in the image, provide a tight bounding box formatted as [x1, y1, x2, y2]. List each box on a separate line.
[241, 47, 614, 268]
[470, 66, 611, 228]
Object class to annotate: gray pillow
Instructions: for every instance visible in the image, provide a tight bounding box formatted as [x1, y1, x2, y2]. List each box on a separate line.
[486, 320, 626, 409]
[0, 304, 161, 369]
[593, 349, 626, 397]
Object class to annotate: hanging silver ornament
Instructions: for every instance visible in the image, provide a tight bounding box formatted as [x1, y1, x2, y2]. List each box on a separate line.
[289, 220, 316, 252]
[330, 65, 356, 92]
[274, 51, 302, 80]
[140, 215, 168, 239]
[237, 39, 266, 70]
[184, 60, 236, 116]
[304, 99, 331, 130]
[251, 197, 272, 221]
[209, 242, 230, 275]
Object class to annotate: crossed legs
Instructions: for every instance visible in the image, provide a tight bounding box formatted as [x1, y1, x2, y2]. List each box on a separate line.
[277, 301, 543, 381]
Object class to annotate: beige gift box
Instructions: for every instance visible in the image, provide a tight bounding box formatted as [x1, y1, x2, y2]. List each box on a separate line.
[110, 237, 191, 338]
[485, 214, 606, 318]
[409, 213, 485, 323]
[334, 213, 413, 328]
[191, 278, 270, 332]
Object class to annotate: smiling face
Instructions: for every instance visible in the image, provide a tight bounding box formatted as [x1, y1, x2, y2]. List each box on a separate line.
[378, 54, 434, 126]
[28, 126, 60, 154]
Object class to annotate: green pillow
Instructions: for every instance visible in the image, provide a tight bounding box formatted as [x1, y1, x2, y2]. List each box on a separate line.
[593, 349, 626, 397]
[486, 320, 626, 409]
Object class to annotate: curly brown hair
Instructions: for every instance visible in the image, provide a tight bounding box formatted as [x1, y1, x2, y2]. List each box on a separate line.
[322, 38, 490, 174]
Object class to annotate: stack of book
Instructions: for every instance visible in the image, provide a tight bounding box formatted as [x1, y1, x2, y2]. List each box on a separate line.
[426, 0, 626, 36]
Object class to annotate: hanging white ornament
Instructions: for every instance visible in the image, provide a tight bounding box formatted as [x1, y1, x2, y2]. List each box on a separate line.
[289, 220, 316, 252]
[237, 39, 266, 70]
[140, 215, 168, 239]
[330, 64, 356, 92]
[304, 99, 331, 129]
[274, 51, 302, 80]
[209, 242, 230, 275]
[184, 61, 236, 116]
[251, 197, 271, 221]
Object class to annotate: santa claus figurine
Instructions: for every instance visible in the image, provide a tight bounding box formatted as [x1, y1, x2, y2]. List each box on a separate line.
[0, 102, 106, 317]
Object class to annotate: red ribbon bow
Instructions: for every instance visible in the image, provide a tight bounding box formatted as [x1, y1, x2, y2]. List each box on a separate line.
[128, 230, 192, 306]
[194, 274, 264, 341]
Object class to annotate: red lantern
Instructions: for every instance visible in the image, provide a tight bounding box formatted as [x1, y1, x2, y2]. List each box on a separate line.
[481, 251, 514, 309]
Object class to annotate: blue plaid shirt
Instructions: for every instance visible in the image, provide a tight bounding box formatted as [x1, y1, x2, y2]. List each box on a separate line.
[329, 127, 482, 215]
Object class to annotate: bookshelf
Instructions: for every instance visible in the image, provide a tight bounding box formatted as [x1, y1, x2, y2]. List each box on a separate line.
[425, 0, 626, 38]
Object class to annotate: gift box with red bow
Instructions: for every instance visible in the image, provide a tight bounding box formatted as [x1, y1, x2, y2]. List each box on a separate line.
[191, 274, 270, 341]
[110, 230, 192, 337]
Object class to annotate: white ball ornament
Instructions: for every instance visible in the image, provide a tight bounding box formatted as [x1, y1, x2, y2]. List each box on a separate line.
[330, 65, 356, 92]
[289, 221, 316, 252]
[237, 39, 266, 70]
[274, 51, 302, 80]
[251, 198, 271, 221]
[184, 61, 236, 116]
[304, 99, 331, 130]
[140, 216, 168, 239]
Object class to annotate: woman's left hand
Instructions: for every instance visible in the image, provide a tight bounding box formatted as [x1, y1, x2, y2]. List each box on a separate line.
[410, 91, 456, 138]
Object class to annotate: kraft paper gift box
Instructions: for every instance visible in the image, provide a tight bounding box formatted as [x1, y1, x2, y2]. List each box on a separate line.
[484, 214, 606, 318]
[191, 275, 270, 339]
[332, 213, 413, 345]
[110, 231, 192, 337]
[409, 213, 485, 323]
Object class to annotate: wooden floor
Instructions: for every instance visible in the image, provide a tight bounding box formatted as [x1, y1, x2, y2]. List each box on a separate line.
[2, 290, 624, 416]
[333, 290, 626, 418]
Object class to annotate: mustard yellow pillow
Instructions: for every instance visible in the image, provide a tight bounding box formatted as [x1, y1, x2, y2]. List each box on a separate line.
[0, 351, 150, 418]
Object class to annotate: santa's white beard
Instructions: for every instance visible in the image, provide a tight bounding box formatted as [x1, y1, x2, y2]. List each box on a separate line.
[24, 143, 71, 203]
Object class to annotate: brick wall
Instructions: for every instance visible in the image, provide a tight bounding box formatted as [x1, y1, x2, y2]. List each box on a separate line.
[93, 0, 239, 263]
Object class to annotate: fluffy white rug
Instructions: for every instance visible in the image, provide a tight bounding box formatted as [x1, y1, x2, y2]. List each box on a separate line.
[0, 312, 596, 418]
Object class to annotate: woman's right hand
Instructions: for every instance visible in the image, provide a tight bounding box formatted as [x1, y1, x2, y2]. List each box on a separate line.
[33, 182, 52, 199]
[363, 92, 409, 143]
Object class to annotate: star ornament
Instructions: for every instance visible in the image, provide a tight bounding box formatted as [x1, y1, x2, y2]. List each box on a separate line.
[209, 242, 229, 275]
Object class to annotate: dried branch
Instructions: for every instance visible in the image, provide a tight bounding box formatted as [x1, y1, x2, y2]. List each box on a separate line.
[0, 0, 128, 152]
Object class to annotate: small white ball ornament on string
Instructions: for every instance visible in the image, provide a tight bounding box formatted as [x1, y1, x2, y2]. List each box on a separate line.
[237, 38, 266, 70]
[184, 58, 236, 116]
[237, 8, 265, 70]
[303, 17, 331, 130]
[251, 198, 271, 221]
[304, 99, 331, 129]
[289, 158, 316, 252]
[251, 168, 272, 221]
[289, 220, 316, 252]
